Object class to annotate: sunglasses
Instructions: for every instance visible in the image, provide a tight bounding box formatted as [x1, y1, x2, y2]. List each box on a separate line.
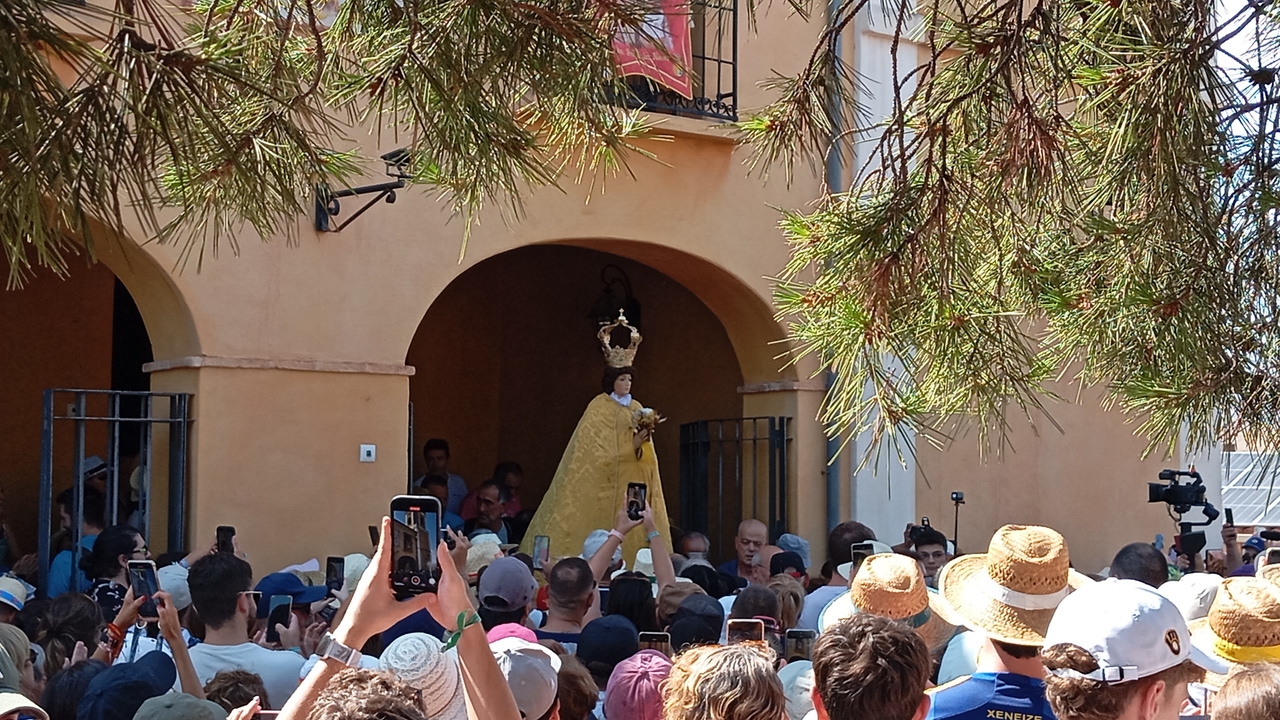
[239, 591, 262, 604]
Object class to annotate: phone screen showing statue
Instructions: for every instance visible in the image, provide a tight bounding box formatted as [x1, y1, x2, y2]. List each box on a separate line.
[127, 562, 159, 618]
[626, 483, 647, 521]
[391, 505, 439, 594]
[533, 535, 550, 570]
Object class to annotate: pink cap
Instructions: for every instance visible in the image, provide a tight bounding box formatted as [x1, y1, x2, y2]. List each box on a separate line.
[603, 650, 672, 720]
[486, 623, 538, 644]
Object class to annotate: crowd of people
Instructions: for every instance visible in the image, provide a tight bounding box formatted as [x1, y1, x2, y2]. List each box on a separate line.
[3, 447, 1280, 720]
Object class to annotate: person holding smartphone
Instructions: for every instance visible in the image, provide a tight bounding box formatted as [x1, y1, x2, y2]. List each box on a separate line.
[82, 524, 149, 624]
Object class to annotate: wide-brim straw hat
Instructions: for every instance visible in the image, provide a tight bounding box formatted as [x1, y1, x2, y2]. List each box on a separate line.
[1256, 563, 1280, 585]
[1187, 576, 1280, 689]
[819, 553, 957, 652]
[935, 524, 1090, 646]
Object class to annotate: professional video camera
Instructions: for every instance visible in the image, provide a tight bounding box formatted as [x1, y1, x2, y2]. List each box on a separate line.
[1148, 468, 1219, 556]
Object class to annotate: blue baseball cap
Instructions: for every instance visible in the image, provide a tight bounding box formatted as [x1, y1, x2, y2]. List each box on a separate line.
[75, 651, 176, 720]
[1245, 536, 1267, 553]
[254, 572, 329, 617]
[577, 615, 639, 672]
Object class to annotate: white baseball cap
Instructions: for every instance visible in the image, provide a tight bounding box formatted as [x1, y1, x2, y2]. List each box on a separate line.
[490, 636, 561, 719]
[1157, 573, 1221, 623]
[1044, 578, 1229, 683]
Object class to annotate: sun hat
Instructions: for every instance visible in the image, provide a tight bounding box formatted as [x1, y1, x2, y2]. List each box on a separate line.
[582, 529, 623, 566]
[379, 632, 467, 720]
[253, 573, 329, 617]
[466, 533, 505, 577]
[777, 660, 815, 720]
[1044, 578, 1228, 684]
[343, 553, 370, 591]
[133, 694, 228, 720]
[657, 582, 707, 628]
[935, 524, 1090, 646]
[491, 636, 561, 720]
[1258, 563, 1280, 585]
[478, 556, 537, 613]
[835, 541, 895, 580]
[76, 651, 177, 720]
[155, 564, 192, 611]
[0, 692, 47, 720]
[777, 534, 811, 570]
[1187, 576, 1280, 688]
[1157, 573, 1221, 623]
[818, 553, 957, 652]
[603, 649, 671, 720]
[632, 548, 655, 577]
[0, 577, 27, 613]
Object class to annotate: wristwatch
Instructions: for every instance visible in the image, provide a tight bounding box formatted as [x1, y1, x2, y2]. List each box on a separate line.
[315, 632, 362, 668]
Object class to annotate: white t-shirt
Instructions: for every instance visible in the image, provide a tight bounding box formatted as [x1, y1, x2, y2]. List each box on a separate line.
[796, 585, 845, 631]
[187, 642, 306, 709]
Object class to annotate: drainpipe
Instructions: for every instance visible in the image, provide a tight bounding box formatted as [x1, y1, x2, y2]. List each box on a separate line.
[824, 1, 844, 532]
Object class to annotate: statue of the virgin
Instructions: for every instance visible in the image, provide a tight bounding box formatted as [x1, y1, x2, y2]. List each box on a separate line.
[520, 312, 672, 565]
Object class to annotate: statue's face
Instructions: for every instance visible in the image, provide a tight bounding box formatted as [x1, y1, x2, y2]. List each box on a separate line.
[613, 374, 633, 397]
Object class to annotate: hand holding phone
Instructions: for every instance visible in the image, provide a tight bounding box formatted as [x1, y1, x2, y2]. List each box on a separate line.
[127, 561, 161, 620]
[325, 556, 345, 595]
[533, 536, 551, 571]
[626, 483, 648, 522]
[264, 595, 293, 645]
[389, 495, 442, 596]
[1226, 508, 1235, 526]
[216, 526, 236, 555]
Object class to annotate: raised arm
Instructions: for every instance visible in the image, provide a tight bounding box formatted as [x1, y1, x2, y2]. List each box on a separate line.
[589, 505, 644, 582]
[642, 504, 676, 592]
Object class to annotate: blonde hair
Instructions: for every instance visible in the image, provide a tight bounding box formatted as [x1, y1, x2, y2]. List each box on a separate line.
[767, 575, 805, 631]
[1043, 644, 1202, 720]
[1213, 664, 1280, 720]
[662, 644, 786, 720]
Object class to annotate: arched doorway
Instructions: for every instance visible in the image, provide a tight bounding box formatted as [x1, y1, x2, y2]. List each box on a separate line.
[406, 244, 749, 533]
[0, 262, 153, 563]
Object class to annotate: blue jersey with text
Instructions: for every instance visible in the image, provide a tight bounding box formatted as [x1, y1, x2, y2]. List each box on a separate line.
[926, 672, 1056, 720]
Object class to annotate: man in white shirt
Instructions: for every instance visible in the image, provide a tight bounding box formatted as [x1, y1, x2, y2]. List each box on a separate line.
[186, 552, 305, 709]
[797, 521, 879, 631]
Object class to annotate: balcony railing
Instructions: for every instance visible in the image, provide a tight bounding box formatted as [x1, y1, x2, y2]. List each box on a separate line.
[614, 0, 739, 122]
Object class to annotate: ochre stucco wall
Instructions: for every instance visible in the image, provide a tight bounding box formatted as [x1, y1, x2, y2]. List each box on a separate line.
[915, 382, 1175, 574]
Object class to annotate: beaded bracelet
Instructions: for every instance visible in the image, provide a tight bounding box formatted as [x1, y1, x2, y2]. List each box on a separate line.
[441, 611, 481, 651]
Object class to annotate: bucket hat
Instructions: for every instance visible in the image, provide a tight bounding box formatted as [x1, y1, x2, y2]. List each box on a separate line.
[935, 524, 1089, 646]
[819, 553, 957, 652]
[379, 633, 467, 720]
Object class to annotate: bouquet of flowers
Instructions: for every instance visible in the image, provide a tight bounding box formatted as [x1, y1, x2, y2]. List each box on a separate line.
[633, 407, 666, 433]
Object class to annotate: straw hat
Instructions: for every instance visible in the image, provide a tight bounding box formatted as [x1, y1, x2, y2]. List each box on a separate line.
[1256, 562, 1280, 586]
[935, 524, 1090, 646]
[1187, 577, 1280, 688]
[467, 533, 505, 577]
[818, 554, 957, 652]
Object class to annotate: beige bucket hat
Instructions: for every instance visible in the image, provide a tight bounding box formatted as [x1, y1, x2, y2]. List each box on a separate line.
[819, 553, 957, 652]
[1187, 576, 1280, 688]
[935, 524, 1090, 646]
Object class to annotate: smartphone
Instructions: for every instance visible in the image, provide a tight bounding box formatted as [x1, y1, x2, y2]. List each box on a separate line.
[127, 560, 160, 619]
[216, 526, 236, 555]
[368, 525, 380, 549]
[849, 541, 877, 576]
[264, 595, 293, 645]
[726, 618, 765, 645]
[389, 495, 442, 596]
[1226, 508, 1235, 526]
[785, 629, 817, 662]
[317, 599, 339, 625]
[639, 631, 672, 657]
[626, 483, 648, 522]
[325, 556, 345, 594]
[532, 535, 551, 571]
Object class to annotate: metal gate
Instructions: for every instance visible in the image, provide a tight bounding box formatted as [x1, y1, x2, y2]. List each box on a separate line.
[678, 417, 791, 562]
[38, 389, 192, 597]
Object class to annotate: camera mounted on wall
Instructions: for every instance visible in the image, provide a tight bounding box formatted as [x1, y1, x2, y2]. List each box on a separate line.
[1148, 468, 1220, 556]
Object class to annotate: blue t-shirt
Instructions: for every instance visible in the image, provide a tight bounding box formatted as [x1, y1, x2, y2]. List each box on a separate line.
[47, 534, 97, 598]
[927, 672, 1056, 720]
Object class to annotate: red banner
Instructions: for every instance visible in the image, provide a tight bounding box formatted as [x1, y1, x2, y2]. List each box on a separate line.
[614, 1, 694, 99]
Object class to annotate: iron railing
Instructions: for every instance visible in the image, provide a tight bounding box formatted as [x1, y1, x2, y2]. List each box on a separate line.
[38, 389, 192, 598]
[678, 417, 791, 562]
[615, 0, 739, 121]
